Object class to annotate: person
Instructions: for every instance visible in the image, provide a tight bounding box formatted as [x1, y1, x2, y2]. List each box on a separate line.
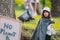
[18, 0, 35, 22]
[31, 7, 53, 40]
[24, 0, 36, 19]
[29, 0, 41, 15]
[24, 0, 41, 18]
[46, 21, 56, 40]
[24, 0, 29, 10]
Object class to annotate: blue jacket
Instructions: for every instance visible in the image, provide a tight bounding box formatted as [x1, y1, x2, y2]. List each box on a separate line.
[31, 18, 52, 40]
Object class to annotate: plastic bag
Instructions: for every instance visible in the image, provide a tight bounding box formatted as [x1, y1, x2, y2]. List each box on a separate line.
[18, 10, 34, 22]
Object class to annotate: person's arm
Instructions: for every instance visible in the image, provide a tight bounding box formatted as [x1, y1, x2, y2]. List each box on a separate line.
[47, 24, 52, 31]
[24, 0, 26, 9]
[24, 0, 29, 9]
[47, 24, 57, 35]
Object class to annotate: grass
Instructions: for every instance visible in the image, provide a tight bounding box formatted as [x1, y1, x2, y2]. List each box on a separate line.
[53, 17, 60, 30]
[15, 10, 60, 40]
[15, 10, 42, 29]
[15, 10, 24, 20]
[15, 0, 60, 39]
[15, 10, 60, 30]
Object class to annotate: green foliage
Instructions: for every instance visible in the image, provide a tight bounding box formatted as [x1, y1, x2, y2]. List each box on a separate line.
[15, 0, 24, 10]
[40, 0, 51, 9]
[15, 0, 23, 7]
[46, 0, 51, 9]
[15, 0, 51, 10]
[20, 4, 25, 10]
[15, 0, 60, 40]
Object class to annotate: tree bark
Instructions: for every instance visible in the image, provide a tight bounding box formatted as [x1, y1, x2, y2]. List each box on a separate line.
[51, 0, 60, 17]
[0, 0, 15, 18]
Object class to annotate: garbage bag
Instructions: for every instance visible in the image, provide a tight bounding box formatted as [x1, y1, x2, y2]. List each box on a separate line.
[18, 10, 34, 22]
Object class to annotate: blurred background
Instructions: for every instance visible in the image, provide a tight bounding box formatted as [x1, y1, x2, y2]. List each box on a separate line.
[15, 0, 60, 40]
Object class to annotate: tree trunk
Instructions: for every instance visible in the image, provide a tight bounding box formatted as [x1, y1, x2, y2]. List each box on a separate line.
[51, 0, 60, 17]
[0, 0, 15, 18]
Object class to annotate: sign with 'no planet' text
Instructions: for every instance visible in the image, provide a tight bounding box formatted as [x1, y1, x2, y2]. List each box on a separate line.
[0, 16, 22, 40]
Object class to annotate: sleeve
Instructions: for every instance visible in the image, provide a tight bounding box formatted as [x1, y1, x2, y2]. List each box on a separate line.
[24, 0, 27, 9]
[47, 24, 52, 31]
[51, 28, 57, 35]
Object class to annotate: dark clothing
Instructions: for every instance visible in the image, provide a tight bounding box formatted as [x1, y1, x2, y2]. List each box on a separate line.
[31, 18, 52, 40]
[45, 34, 51, 40]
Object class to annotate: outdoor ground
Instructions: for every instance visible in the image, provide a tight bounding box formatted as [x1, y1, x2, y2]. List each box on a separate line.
[15, 10, 60, 40]
[15, 10, 60, 30]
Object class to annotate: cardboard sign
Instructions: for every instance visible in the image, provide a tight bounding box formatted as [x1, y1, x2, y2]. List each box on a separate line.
[0, 16, 22, 40]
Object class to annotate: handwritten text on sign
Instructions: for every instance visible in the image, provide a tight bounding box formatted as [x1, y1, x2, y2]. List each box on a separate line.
[0, 23, 16, 40]
[0, 16, 21, 40]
